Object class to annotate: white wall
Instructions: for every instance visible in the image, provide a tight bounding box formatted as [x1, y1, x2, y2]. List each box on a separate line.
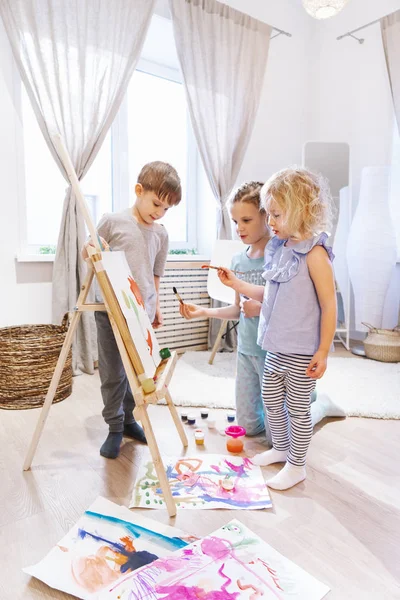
[310, 0, 400, 205]
[309, 0, 400, 330]
[227, 0, 315, 183]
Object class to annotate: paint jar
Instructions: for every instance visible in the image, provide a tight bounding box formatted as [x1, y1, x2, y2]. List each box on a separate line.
[194, 429, 205, 445]
[200, 410, 209, 419]
[159, 347, 171, 359]
[227, 411, 236, 423]
[225, 425, 246, 453]
[181, 412, 188, 422]
[221, 477, 235, 492]
[187, 414, 196, 426]
[207, 418, 216, 429]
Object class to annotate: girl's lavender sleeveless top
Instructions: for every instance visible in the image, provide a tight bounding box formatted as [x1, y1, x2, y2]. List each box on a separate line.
[257, 233, 334, 355]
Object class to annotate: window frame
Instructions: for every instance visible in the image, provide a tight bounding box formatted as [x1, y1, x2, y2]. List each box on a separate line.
[17, 57, 198, 258]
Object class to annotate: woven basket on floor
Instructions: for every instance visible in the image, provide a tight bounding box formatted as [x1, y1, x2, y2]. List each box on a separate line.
[0, 314, 72, 409]
[362, 322, 400, 363]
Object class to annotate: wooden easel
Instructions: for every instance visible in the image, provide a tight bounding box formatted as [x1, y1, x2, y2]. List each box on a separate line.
[208, 319, 239, 365]
[208, 320, 228, 364]
[23, 135, 188, 518]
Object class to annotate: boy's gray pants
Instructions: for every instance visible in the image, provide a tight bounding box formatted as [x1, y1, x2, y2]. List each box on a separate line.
[95, 311, 136, 433]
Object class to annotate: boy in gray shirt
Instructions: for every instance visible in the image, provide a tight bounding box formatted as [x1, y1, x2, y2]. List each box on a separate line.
[94, 162, 181, 459]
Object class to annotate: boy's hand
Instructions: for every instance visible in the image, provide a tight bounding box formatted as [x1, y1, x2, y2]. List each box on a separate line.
[179, 302, 205, 320]
[82, 236, 109, 260]
[306, 350, 328, 379]
[241, 298, 261, 318]
[152, 306, 163, 329]
[217, 267, 240, 289]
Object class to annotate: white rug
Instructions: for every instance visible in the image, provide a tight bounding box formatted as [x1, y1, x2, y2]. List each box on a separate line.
[167, 351, 400, 419]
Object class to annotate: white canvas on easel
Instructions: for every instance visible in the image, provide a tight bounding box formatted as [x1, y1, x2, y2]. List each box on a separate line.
[101, 252, 161, 376]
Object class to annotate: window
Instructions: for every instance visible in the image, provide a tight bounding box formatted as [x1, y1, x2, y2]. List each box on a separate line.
[112, 60, 197, 250]
[20, 87, 113, 255]
[128, 70, 188, 243]
[19, 14, 198, 256]
[21, 87, 66, 253]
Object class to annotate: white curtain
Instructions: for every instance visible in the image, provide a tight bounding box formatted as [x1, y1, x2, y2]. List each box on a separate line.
[169, 0, 271, 239]
[381, 11, 400, 327]
[0, 0, 155, 373]
[169, 0, 271, 348]
[382, 10, 400, 131]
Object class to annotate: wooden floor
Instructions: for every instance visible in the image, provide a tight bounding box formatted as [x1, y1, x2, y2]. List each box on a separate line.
[1, 349, 399, 599]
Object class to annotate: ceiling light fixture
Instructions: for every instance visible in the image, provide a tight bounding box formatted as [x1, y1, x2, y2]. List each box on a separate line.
[302, 0, 350, 20]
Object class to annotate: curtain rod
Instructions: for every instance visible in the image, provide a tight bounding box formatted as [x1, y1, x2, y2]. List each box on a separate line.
[271, 26, 292, 40]
[337, 17, 382, 43]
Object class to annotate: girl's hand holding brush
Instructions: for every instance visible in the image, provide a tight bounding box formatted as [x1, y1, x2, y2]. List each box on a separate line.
[217, 266, 241, 290]
[179, 302, 206, 320]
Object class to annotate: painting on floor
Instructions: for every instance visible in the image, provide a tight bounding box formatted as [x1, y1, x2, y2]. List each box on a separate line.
[130, 454, 272, 510]
[101, 251, 161, 377]
[23, 497, 196, 600]
[97, 519, 330, 600]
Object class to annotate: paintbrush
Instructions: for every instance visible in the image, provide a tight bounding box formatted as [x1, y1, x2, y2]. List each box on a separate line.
[172, 286, 184, 304]
[201, 264, 245, 275]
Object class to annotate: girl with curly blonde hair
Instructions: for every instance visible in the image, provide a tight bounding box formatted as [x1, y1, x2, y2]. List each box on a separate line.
[218, 167, 337, 491]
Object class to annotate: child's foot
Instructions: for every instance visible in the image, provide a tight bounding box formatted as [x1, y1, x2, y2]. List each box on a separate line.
[267, 462, 306, 490]
[318, 392, 346, 417]
[251, 448, 288, 466]
[123, 422, 147, 444]
[311, 392, 346, 427]
[100, 432, 123, 459]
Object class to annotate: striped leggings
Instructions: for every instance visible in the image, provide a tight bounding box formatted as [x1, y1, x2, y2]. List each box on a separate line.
[262, 352, 317, 467]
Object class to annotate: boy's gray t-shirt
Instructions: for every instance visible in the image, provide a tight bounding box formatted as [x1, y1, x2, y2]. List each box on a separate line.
[97, 208, 169, 321]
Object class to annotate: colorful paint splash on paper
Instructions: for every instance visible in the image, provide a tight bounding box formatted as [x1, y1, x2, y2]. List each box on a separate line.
[97, 520, 330, 600]
[130, 454, 272, 510]
[23, 497, 197, 600]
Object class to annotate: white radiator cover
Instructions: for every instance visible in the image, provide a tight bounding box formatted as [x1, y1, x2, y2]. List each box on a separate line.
[155, 260, 211, 352]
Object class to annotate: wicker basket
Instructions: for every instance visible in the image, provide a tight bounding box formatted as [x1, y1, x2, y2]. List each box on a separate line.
[0, 314, 72, 410]
[362, 322, 400, 363]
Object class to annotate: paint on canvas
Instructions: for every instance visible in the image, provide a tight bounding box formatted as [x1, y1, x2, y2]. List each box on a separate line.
[97, 519, 330, 600]
[130, 454, 272, 510]
[23, 497, 197, 600]
[101, 251, 161, 377]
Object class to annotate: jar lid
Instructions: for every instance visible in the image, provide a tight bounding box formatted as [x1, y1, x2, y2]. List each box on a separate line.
[225, 425, 246, 438]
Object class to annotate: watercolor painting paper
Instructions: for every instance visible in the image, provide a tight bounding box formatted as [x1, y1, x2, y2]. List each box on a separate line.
[130, 454, 272, 510]
[23, 497, 196, 599]
[98, 519, 330, 599]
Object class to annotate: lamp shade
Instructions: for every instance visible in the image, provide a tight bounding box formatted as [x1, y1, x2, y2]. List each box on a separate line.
[302, 0, 349, 19]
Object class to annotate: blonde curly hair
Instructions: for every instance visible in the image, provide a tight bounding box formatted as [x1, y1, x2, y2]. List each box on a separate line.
[260, 167, 334, 239]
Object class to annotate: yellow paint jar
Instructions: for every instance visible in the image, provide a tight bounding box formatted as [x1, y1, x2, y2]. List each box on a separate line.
[194, 429, 205, 445]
